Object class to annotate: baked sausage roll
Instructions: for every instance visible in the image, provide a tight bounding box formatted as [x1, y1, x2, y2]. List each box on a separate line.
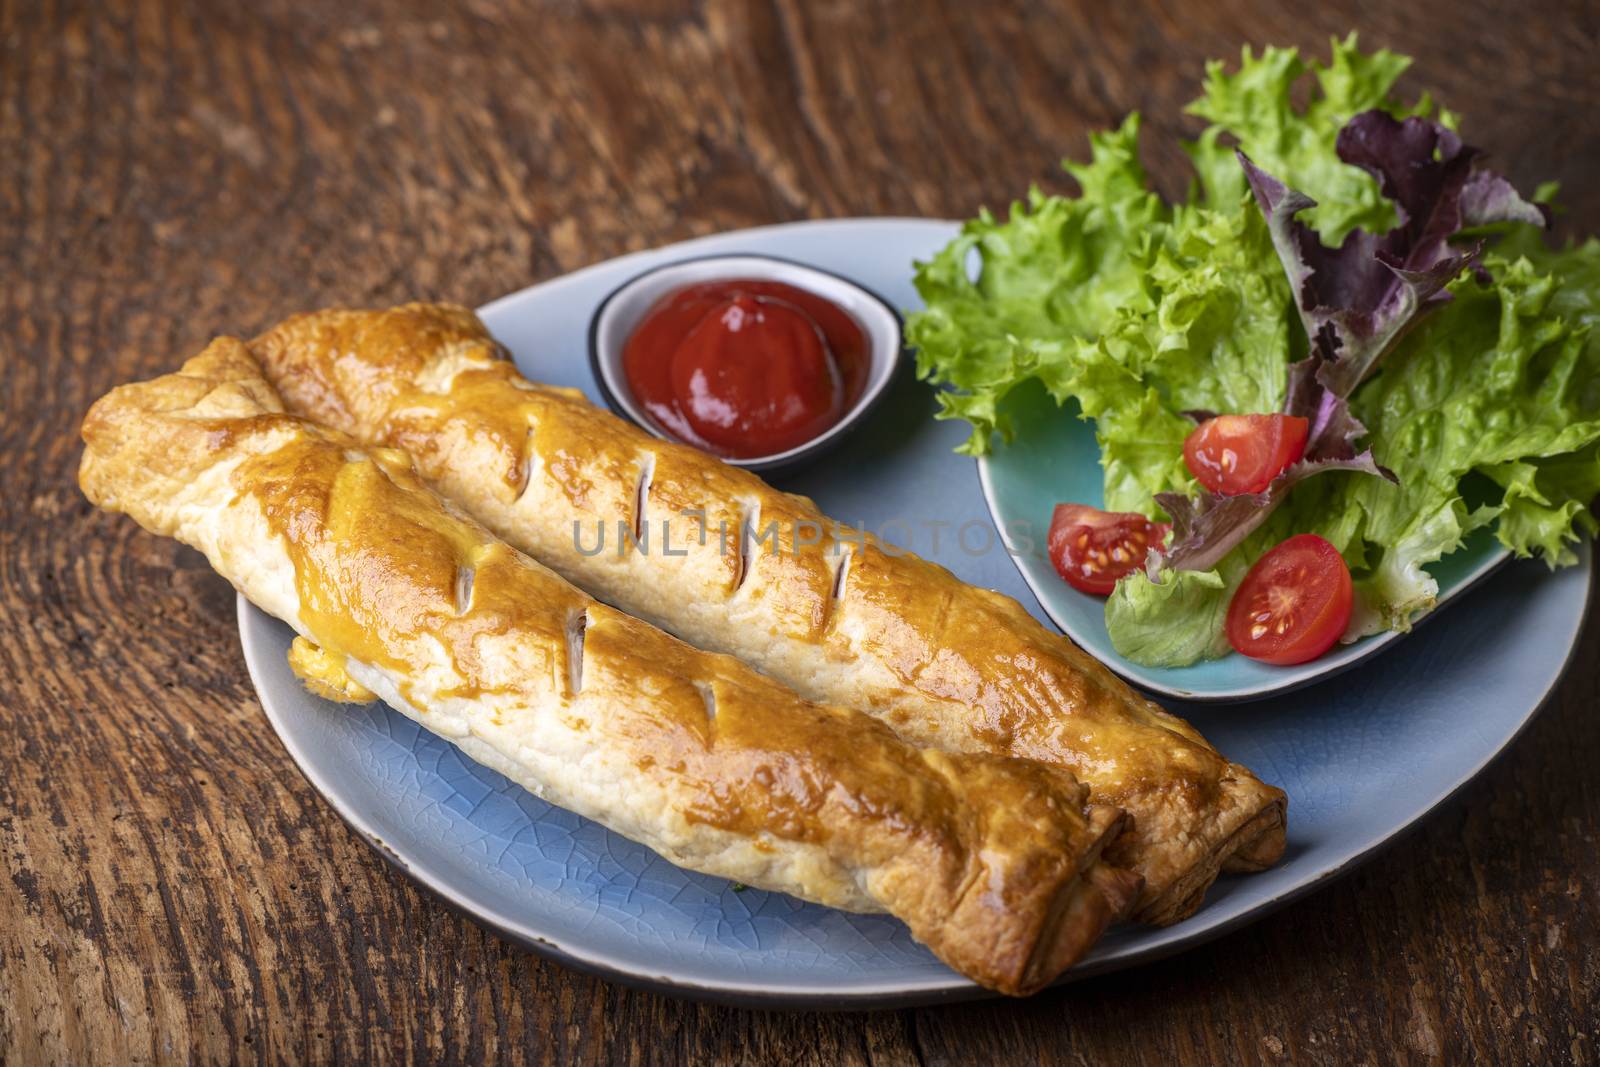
[253, 302, 1288, 924]
[79, 339, 1139, 996]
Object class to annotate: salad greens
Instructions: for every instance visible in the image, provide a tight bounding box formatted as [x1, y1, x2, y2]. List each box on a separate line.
[1156, 111, 1550, 577]
[908, 36, 1600, 667]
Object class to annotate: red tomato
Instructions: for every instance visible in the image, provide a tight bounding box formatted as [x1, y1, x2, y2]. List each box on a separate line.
[1226, 534, 1353, 665]
[1048, 504, 1169, 596]
[1183, 414, 1310, 495]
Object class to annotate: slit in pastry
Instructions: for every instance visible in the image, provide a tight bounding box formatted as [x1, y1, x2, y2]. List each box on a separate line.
[512, 426, 539, 503]
[820, 545, 853, 631]
[633, 453, 655, 542]
[565, 608, 588, 696]
[695, 681, 717, 725]
[453, 563, 476, 615]
[734, 500, 761, 592]
[830, 545, 853, 602]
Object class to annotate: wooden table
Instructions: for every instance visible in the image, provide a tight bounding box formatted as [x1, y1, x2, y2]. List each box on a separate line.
[4, 1, 1597, 1062]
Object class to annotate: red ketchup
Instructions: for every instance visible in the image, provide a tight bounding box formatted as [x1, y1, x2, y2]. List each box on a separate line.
[622, 279, 869, 458]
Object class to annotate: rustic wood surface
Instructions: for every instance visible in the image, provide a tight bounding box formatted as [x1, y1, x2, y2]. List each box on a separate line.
[3, 0, 1598, 1062]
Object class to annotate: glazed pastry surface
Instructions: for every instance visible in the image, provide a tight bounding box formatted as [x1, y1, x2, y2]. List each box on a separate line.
[78, 339, 1138, 996]
[253, 302, 1287, 924]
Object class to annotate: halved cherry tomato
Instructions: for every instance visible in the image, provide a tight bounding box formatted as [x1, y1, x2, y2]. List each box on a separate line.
[1048, 504, 1169, 596]
[1183, 414, 1310, 495]
[1226, 534, 1353, 665]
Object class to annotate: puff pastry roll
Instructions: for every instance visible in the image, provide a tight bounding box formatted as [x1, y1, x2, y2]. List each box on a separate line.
[79, 340, 1140, 996]
[254, 303, 1288, 924]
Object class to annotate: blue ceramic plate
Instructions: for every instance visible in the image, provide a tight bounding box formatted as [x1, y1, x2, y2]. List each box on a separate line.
[978, 382, 1511, 701]
[238, 219, 1591, 1007]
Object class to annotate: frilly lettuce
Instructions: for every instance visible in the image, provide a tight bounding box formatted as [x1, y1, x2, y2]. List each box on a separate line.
[1103, 568, 1234, 668]
[908, 36, 1600, 667]
[1342, 251, 1600, 628]
[907, 116, 1165, 453]
[1155, 112, 1549, 576]
[1183, 37, 1444, 240]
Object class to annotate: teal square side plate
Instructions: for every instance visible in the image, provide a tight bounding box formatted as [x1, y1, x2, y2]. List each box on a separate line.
[977, 380, 1511, 702]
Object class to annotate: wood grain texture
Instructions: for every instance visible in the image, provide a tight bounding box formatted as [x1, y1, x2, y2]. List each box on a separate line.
[1, 0, 1596, 1062]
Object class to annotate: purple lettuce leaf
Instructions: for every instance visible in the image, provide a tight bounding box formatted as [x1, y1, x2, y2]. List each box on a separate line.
[1159, 110, 1544, 575]
[1156, 452, 1391, 574]
[1245, 110, 1548, 434]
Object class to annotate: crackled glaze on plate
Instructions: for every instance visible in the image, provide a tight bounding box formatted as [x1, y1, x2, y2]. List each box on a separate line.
[239, 218, 1591, 1007]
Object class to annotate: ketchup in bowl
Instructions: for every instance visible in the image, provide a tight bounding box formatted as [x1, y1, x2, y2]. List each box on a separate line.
[621, 279, 869, 458]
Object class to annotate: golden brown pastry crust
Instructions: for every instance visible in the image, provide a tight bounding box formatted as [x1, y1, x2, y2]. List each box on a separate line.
[252, 302, 1287, 924]
[287, 635, 378, 703]
[79, 339, 1138, 996]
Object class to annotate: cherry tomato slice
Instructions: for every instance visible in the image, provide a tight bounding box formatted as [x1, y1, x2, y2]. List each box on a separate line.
[1183, 414, 1310, 495]
[1226, 534, 1353, 665]
[1048, 504, 1169, 596]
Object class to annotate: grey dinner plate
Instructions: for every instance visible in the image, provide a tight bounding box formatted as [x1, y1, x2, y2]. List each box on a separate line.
[239, 219, 1591, 1007]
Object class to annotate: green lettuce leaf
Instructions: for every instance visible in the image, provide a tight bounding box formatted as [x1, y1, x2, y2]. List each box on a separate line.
[1477, 237, 1600, 565]
[908, 38, 1600, 668]
[1150, 115, 1549, 579]
[1485, 448, 1600, 566]
[907, 116, 1166, 454]
[1103, 568, 1235, 668]
[1184, 34, 1444, 241]
[1081, 201, 1295, 512]
[1348, 252, 1600, 610]
[910, 34, 1428, 460]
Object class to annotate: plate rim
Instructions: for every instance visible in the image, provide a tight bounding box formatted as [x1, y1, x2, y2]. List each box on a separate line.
[236, 215, 1595, 1008]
